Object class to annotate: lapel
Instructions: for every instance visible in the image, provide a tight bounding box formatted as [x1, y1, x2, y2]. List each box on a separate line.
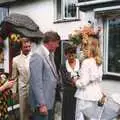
[45, 55, 58, 79]
[20, 54, 29, 77]
[35, 45, 58, 79]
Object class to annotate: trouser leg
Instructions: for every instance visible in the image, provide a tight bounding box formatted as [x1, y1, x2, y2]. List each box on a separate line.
[19, 94, 31, 120]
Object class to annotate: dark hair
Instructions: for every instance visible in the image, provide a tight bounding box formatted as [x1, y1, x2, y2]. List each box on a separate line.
[43, 31, 60, 43]
[0, 48, 3, 54]
[64, 46, 76, 55]
[0, 36, 5, 49]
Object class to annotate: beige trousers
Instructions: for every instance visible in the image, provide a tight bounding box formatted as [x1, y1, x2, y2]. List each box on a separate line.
[19, 94, 31, 120]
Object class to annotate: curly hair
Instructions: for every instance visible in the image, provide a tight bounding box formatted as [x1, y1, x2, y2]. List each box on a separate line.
[83, 36, 102, 65]
[64, 46, 76, 55]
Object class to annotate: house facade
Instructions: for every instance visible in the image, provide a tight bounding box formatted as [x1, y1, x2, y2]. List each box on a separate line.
[4, 0, 120, 76]
[0, 0, 16, 73]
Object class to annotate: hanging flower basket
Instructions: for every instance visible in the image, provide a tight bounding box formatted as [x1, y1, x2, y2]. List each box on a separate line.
[69, 30, 83, 46]
[69, 24, 101, 47]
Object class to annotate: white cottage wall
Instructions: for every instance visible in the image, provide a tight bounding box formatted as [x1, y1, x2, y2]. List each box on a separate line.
[9, 0, 88, 40]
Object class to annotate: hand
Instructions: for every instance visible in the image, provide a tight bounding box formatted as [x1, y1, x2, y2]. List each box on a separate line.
[12, 93, 17, 99]
[39, 105, 48, 116]
[12, 93, 19, 103]
[70, 81, 75, 87]
[3, 80, 14, 89]
[72, 79, 78, 86]
[12, 93, 18, 102]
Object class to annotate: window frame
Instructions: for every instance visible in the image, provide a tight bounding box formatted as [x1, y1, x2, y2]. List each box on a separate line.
[54, 0, 80, 23]
[104, 17, 120, 76]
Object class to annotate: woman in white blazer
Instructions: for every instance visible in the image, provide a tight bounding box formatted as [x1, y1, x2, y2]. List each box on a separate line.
[74, 38, 103, 120]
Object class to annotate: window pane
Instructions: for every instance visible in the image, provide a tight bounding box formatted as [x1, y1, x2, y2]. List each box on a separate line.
[108, 18, 120, 73]
[56, 0, 62, 19]
[64, 0, 77, 18]
[0, 8, 8, 23]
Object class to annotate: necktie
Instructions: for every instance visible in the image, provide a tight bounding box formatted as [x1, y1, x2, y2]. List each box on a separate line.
[49, 53, 57, 72]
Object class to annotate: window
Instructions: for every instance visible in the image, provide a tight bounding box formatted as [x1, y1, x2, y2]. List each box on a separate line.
[55, 0, 79, 22]
[0, 7, 8, 26]
[0, 7, 8, 73]
[104, 17, 120, 76]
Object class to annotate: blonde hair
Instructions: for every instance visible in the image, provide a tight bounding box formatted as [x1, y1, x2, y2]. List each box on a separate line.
[83, 36, 102, 65]
[90, 45, 102, 65]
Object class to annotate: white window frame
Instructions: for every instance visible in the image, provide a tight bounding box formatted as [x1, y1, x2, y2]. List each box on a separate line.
[54, 0, 79, 21]
[103, 19, 109, 75]
[0, 7, 8, 23]
[104, 17, 120, 76]
[94, 5, 120, 76]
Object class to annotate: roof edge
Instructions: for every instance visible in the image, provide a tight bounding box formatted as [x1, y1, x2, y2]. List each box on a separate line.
[76, 0, 115, 7]
[0, 0, 16, 5]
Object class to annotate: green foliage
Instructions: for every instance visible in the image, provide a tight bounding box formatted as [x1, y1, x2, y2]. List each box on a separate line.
[69, 33, 82, 46]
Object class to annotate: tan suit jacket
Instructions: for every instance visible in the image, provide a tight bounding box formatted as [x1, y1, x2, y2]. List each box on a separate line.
[12, 52, 31, 95]
[11, 52, 31, 120]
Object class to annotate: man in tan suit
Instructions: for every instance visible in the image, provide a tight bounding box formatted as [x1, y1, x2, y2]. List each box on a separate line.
[11, 37, 32, 120]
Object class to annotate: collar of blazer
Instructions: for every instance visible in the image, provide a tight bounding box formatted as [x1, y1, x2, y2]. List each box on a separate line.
[34, 45, 58, 79]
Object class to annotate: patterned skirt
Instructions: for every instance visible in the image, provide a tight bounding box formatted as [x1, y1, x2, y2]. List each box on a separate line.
[0, 92, 9, 120]
[0, 80, 12, 120]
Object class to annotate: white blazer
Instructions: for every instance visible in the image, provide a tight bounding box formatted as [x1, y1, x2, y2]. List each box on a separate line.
[74, 58, 103, 101]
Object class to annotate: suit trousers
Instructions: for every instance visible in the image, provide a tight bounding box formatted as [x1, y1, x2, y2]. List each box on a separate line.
[32, 109, 52, 120]
[19, 94, 31, 120]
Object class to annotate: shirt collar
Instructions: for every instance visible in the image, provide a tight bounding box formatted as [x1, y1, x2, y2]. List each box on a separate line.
[20, 51, 30, 58]
[41, 44, 50, 56]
